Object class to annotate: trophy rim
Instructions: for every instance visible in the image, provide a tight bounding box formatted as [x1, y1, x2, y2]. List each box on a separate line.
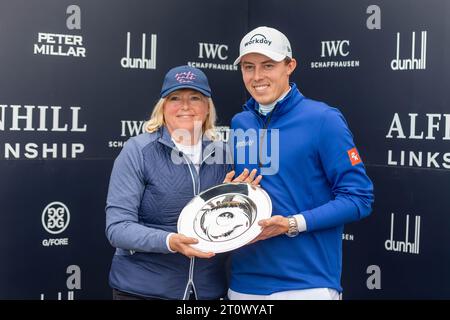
[177, 183, 272, 253]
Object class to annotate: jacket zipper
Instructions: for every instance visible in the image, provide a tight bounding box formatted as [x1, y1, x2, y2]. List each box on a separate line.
[180, 146, 215, 300]
[258, 106, 278, 168]
[158, 135, 218, 299]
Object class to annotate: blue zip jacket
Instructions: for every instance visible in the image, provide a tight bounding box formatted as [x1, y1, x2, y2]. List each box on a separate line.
[230, 84, 374, 294]
[106, 126, 231, 299]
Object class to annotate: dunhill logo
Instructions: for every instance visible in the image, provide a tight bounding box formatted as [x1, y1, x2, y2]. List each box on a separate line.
[385, 213, 421, 254]
[121, 32, 157, 69]
[0, 105, 86, 132]
[391, 31, 427, 71]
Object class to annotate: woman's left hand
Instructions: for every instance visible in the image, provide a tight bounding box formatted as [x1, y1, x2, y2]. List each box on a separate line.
[223, 168, 262, 186]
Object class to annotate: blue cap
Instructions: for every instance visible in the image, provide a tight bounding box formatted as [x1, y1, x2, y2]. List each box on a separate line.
[160, 65, 211, 98]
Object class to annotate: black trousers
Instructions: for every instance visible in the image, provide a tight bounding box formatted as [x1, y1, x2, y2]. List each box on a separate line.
[112, 288, 197, 300]
[112, 288, 163, 300]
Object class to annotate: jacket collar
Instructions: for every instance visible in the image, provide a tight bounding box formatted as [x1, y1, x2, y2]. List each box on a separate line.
[242, 82, 304, 118]
[157, 126, 176, 149]
[156, 126, 217, 155]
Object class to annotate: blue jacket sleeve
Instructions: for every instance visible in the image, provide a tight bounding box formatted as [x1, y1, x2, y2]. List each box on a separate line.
[105, 138, 172, 253]
[302, 108, 374, 231]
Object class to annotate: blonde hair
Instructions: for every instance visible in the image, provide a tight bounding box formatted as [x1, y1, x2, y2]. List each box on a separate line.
[145, 96, 218, 140]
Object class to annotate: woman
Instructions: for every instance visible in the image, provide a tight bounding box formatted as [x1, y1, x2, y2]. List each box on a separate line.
[105, 65, 260, 300]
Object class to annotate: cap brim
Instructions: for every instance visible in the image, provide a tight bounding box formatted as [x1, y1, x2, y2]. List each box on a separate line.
[161, 85, 211, 98]
[233, 49, 287, 65]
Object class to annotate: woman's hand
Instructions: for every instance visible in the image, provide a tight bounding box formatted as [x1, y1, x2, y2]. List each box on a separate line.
[223, 168, 262, 186]
[168, 233, 215, 259]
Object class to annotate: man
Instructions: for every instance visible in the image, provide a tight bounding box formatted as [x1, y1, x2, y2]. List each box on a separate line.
[229, 26, 374, 300]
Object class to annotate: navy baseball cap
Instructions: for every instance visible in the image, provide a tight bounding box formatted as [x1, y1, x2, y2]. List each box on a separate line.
[160, 65, 211, 98]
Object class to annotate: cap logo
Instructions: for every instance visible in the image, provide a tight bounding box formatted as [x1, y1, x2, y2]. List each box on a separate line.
[175, 71, 196, 83]
[244, 34, 272, 47]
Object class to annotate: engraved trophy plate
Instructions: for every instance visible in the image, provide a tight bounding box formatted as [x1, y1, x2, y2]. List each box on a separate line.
[177, 183, 272, 253]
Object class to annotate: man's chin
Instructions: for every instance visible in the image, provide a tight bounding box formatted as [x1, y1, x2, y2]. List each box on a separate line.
[254, 97, 273, 105]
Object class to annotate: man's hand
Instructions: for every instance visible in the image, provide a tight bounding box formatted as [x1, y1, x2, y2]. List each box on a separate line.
[250, 215, 290, 244]
[223, 168, 262, 186]
[168, 233, 215, 258]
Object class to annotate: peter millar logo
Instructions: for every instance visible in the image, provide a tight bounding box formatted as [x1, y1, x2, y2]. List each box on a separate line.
[121, 32, 157, 69]
[42, 201, 70, 234]
[33, 5, 86, 58]
[391, 31, 427, 71]
[34, 33, 86, 57]
[245, 34, 272, 47]
[385, 213, 421, 254]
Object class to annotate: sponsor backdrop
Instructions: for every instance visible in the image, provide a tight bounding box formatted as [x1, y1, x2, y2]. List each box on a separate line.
[0, 0, 448, 299]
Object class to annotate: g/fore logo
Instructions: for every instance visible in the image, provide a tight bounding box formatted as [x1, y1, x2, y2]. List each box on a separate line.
[42, 202, 70, 235]
[41, 201, 70, 247]
[244, 34, 272, 47]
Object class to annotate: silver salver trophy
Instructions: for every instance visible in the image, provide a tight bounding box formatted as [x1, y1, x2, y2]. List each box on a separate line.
[177, 183, 272, 253]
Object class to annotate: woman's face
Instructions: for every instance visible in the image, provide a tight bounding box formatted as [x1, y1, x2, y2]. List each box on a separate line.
[163, 89, 209, 139]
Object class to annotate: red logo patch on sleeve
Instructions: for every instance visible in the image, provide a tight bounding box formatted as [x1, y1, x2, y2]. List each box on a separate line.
[347, 148, 362, 166]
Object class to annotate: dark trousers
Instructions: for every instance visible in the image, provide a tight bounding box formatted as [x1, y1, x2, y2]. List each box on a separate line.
[112, 288, 197, 300]
[112, 288, 163, 300]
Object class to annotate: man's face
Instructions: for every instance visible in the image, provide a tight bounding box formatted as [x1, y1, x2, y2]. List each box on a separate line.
[240, 53, 296, 105]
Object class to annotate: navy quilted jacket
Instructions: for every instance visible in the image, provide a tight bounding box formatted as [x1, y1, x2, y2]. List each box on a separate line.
[106, 126, 231, 299]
